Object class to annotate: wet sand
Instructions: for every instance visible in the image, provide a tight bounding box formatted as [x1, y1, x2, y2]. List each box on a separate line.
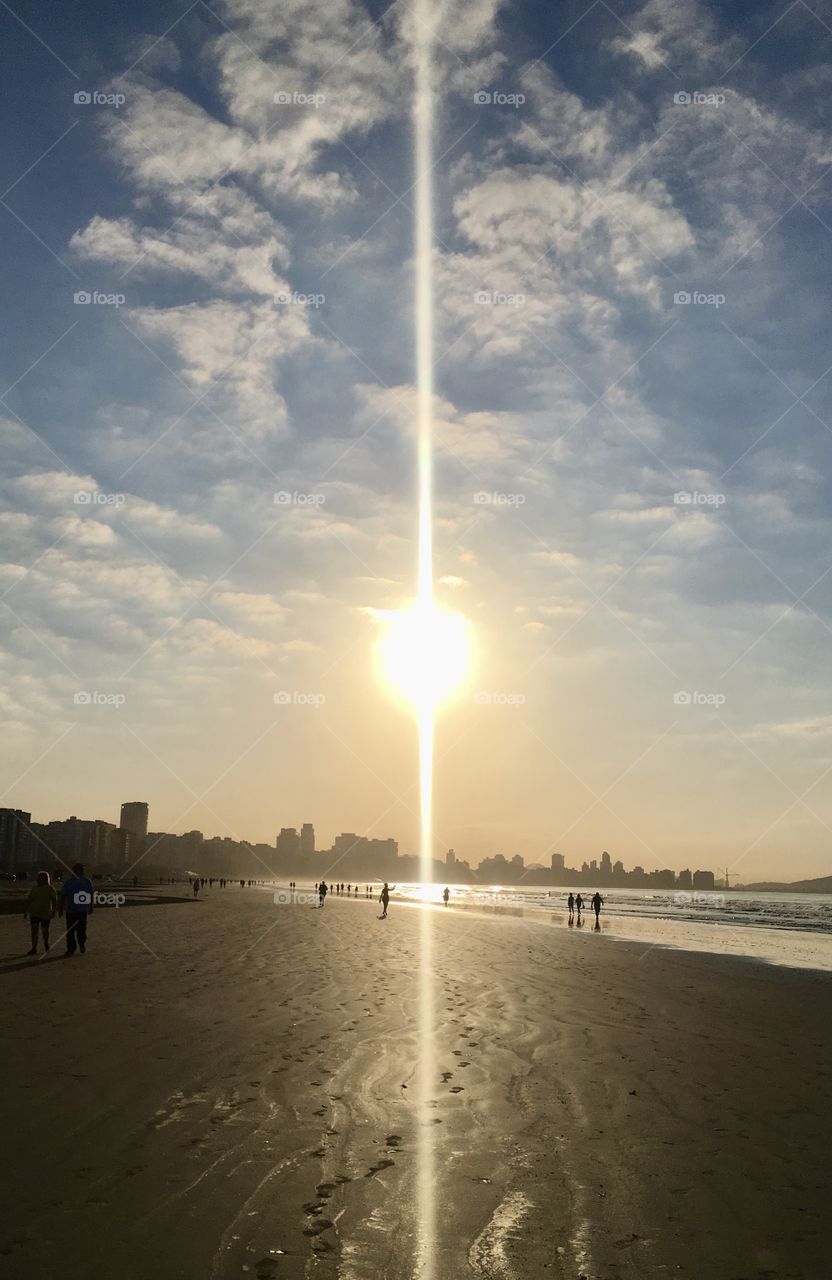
[1, 886, 829, 1279]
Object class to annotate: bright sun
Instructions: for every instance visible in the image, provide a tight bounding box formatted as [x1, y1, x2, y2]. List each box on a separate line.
[375, 601, 471, 708]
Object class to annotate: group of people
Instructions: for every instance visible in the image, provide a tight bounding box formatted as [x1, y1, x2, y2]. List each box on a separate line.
[567, 891, 604, 924]
[314, 880, 395, 916]
[313, 881, 376, 900]
[24, 863, 94, 956]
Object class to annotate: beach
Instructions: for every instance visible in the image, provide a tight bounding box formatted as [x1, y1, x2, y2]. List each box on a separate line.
[1, 886, 829, 1279]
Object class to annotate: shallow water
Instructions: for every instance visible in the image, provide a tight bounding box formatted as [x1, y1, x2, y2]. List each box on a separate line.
[391, 883, 832, 972]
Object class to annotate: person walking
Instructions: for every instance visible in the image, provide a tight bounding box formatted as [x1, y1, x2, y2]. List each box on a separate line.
[319, 880, 328, 907]
[591, 891, 604, 923]
[442, 887, 450, 907]
[567, 892, 575, 921]
[58, 862, 95, 956]
[379, 882, 392, 918]
[25, 871, 58, 955]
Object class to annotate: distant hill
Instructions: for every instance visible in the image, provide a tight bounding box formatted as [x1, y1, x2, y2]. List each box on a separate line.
[739, 875, 832, 894]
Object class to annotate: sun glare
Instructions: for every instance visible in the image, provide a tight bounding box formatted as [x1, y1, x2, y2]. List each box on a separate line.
[375, 601, 470, 709]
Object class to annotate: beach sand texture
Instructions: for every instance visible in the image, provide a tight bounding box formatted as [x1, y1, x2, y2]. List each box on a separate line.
[2, 887, 829, 1279]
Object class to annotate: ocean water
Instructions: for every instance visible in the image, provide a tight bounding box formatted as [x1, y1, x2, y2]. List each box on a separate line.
[391, 883, 832, 972]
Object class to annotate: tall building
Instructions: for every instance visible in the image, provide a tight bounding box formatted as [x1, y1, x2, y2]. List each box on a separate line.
[0, 808, 35, 872]
[600, 850, 612, 878]
[277, 827, 300, 859]
[120, 802, 149, 838]
[551, 852, 565, 875]
[693, 869, 715, 890]
[300, 823, 315, 856]
[446, 848, 456, 868]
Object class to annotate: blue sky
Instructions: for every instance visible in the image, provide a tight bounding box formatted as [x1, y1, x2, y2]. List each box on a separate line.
[3, 0, 832, 881]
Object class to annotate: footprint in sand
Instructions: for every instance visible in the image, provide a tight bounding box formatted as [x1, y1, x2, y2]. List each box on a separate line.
[365, 1158, 395, 1177]
[385, 1135, 402, 1147]
[303, 1219, 334, 1236]
[449, 1086, 464, 1093]
[255, 1258, 281, 1279]
[441, 1071, 453, 1083]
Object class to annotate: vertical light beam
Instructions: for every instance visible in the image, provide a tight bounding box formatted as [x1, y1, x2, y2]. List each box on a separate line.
[413, 1, 436, 1277]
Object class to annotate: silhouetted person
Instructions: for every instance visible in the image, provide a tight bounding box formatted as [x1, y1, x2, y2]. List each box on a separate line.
[379, 883, 391, 917]
[591, 891, 603, 922]
[575, 893, 584, 918]
[443, 887, 450, 906]
[59, 862, 94, 956]
[319, 880, 328, 907]
[25, 870, 57, 955]
[567, 892, 574, 921]
[193, 878, 200, 896]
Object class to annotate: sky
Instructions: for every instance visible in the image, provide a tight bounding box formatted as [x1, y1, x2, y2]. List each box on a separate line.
[2, 0, 832, 883]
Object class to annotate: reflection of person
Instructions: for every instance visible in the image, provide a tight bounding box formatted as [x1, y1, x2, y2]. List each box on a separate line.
[443, 887, 450, 906]
[59, 862, 95, 956]
[25, 871, 58, 955]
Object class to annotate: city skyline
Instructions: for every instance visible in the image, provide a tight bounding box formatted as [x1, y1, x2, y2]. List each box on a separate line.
[2, 796, 815, 889]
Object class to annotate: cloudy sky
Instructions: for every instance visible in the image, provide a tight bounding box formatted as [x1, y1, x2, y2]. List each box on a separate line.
[2, 0, 832, 882]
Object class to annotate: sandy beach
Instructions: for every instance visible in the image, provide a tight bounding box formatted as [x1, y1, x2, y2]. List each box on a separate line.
[1, 886, 829, 1279]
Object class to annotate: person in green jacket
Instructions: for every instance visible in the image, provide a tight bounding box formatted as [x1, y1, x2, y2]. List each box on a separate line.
[25, 871, 58, 955]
